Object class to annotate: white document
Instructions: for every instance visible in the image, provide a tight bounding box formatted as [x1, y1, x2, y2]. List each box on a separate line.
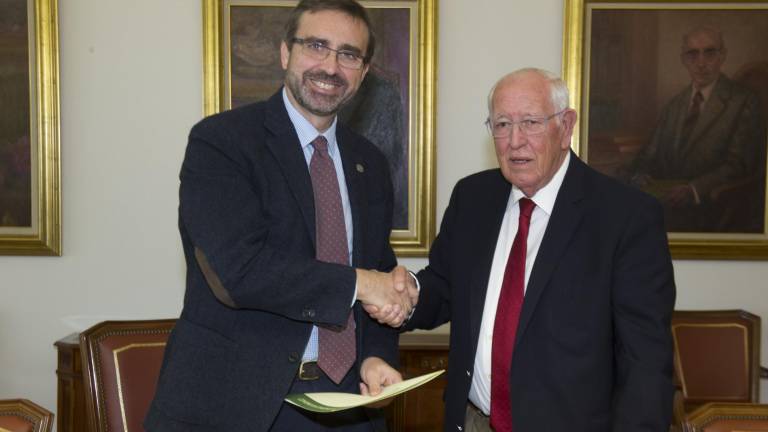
[284, 369, 445, 413]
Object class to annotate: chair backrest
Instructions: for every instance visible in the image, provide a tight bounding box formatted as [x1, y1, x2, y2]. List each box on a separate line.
[734, 61, 768, 124]
[80, 319, 176, 432]
[672, 310, 761, 413]
[0, 399, 53, 432]
[684, 402, 768, 432]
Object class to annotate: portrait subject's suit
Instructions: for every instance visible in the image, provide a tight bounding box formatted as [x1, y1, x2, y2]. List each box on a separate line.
[340, 68, 408, 229]
[405, 153, 676, 432]
[145, 90, 399, 432]
[630, 75, 766, 231]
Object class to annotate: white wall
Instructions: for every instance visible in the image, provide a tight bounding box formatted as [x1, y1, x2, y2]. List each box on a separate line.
[1, 0, 768, 426]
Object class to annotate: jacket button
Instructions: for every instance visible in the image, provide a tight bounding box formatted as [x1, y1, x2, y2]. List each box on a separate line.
[288, 352, 300, 362]
[302, 308, 316, 318]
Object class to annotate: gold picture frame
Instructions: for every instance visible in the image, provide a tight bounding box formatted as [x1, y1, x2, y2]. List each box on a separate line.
[202, 0, 437, 256]
[0, 0, 61, 256]
[563, 0, 768, 259]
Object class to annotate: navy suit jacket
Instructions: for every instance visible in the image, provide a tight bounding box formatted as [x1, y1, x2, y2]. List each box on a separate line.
[146, 91, 399, 431]
[405, 154, 676, 432]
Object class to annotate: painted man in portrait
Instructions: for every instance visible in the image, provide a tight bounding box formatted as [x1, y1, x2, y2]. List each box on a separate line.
[339, 66, 407, 228]
[0, 0, 32, 227]
[625, 26, 766, 233]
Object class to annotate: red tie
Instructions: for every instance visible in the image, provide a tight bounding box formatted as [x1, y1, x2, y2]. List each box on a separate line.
[309, 136, 356, 385]
[490, 197, 535, 432]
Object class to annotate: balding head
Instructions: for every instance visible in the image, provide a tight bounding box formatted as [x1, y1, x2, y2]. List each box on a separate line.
[680, 26, 727, 88]
[488, 68, 570, 120]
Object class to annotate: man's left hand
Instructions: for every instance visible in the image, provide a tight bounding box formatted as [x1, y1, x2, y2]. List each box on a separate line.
[359, 357, 402, 407]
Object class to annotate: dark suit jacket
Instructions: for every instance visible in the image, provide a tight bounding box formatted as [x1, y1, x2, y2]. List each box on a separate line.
[145, 90, 399, 432]
[405, 154, 676, 432]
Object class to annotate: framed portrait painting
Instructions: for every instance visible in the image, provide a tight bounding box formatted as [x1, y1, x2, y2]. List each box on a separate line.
[564, 0, 768, 259]
[0, 0, 61, 256]
[202, 0, 437, 256]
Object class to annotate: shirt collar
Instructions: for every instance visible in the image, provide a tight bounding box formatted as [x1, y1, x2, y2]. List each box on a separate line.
[511, 151, 570, 215]
[282, 87, 340, 156]
[693, 76, 718, 104]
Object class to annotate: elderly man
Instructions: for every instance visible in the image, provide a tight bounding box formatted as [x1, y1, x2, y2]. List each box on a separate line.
[372, 68, 676, 431]
[627, 26, 765, 232]
[145, 1, 414, 431]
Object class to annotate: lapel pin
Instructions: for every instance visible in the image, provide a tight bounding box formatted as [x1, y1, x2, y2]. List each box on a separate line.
[356, 163, 365, 173]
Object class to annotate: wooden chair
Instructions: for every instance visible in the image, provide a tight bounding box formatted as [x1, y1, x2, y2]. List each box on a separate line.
[79, 319, 175, 432]
[684, 402, 768, 432]
[671, 310, 768, 428]
[734, 61, 768, 125]
[0, 399, 53, 432]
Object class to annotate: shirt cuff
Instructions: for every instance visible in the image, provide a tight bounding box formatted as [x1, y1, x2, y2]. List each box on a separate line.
[404, 271, 420, 323]
[689, 183, 701, 204]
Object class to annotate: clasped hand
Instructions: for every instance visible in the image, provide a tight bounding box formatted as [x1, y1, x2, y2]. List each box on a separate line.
[356, 266, 418, 327]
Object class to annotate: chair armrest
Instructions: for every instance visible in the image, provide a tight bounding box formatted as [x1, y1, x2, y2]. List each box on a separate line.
[672, 386, 686, 431]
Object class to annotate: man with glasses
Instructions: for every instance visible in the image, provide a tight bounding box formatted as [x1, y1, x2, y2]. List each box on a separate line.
[146, 1, 413, 431]
[369, 68, 676, 431]
[625, 26, 765, 232]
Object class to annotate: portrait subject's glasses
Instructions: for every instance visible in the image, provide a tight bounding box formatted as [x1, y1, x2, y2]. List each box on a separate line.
[485, 109, 566, 139]
[291, 38, 366, 70]
[682, 47, 721, 63]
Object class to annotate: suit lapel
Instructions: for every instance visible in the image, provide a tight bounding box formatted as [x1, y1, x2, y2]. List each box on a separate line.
[469, 173, 512, 354]
[671, 87, 693, 152]
[515, 154, 587, 347]
[337, 127, 366, 266]
[262, 91, 318, 247]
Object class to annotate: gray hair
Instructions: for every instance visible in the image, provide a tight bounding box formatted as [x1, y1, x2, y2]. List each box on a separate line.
[487, 67, 570, 118]
[682, 26, 725, 51]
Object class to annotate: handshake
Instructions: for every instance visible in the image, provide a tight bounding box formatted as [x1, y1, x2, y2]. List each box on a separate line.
[356, 266, 419, 327]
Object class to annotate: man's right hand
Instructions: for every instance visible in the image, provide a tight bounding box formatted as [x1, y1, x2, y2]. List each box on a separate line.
[662, 184, 696, 206]
[356, 266, 417, 327]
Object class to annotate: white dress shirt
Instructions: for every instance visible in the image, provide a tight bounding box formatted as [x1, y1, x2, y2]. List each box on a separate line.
[282, 89, 355, 362]
[468, 152, 571, 414]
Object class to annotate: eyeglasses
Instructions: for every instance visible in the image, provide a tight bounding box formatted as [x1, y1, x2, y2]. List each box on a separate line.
[485, 109, 566, 139]
[681, 47, 721, 63]
[291, 38, 366, 70]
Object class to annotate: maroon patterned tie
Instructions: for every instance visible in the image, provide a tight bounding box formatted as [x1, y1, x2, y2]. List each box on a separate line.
[310, 135, 356, 385]
[490, 198, 535, 432]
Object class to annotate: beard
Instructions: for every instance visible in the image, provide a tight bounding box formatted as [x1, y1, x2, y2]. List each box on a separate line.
[285, 69, 352, 117]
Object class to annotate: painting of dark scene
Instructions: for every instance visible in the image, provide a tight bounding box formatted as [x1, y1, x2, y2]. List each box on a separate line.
[0, 0, 32, 228]
[585, 9, 768, 234]
[228, 5, 411, 229]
